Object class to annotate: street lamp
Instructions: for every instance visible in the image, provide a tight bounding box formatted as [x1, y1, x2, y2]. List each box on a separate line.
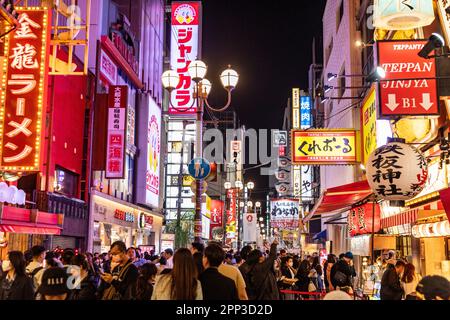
[259, 217, 264, 222]
[255, 201, 261, 208]
[235, 180, 244, 190]
[239, 201, 245, 208]
[246, 182, 255, 190]
[162, 61, 239, 243]
[247, 201, 253, 208]
[224, 181, 232, 190]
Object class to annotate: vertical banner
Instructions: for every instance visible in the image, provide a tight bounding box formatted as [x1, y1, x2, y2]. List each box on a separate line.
[210, 200, 224, 239]
[170, 2, 201, 116]
[226, 188, 237, 239]
[106, 86, 128, 179]
[146, 98, 161, 207]
[361, 86, 377, 165]
[243, 212, 257, 242]
[0, 8, 51, 171]
[300, 96, 312, 129]
[292, 88, 300, 129]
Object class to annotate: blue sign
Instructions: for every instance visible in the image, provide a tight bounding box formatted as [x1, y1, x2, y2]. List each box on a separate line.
[300, 96, 312, 129]
[188, 158, 211, 180]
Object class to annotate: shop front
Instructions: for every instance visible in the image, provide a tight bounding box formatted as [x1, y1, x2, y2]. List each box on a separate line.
[0, 205, 64, 259]
[89, 191, 162, 254]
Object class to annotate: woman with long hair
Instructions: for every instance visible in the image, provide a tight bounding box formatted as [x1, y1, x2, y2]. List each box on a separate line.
[151, 248, 202, 300]
[0, 251, 34, 300]
[69, 254, 97, 300]
[312, 256, 324, 292]
[325, 254, 337, 291]
[401, 263, 421, 300]
[136, 263, 158, 300]
[296, 259, 311, 299]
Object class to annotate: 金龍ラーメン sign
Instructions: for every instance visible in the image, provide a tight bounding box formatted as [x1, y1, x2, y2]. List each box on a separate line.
[169, 1, 201, 116]
[106, 86, 128, 179]
[0, 8, 51, 171]
[377, 40, 439, 118]
[292, 129, 358, 165]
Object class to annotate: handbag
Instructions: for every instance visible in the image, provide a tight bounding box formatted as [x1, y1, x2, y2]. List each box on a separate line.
[308, 280, 317, 292]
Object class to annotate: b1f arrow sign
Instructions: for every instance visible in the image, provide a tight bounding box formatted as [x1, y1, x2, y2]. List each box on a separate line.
[377, 40, 439, 118]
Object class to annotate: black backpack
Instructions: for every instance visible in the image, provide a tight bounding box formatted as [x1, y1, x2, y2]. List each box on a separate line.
[27, 266, 43, 291]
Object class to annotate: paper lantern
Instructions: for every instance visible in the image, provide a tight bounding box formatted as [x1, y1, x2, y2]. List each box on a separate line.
[373, 0, 435, 30]
[366, 140, 428, 204]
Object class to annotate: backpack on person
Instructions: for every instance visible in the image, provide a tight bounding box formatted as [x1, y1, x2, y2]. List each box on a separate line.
[331, 263, 348, 288]
[27, 266, 43, 291]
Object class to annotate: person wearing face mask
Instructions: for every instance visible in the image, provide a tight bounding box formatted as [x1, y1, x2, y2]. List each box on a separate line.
[0, 251, 34, 300]
[101, 241, 139, 300]
[278, 257, 298, 300]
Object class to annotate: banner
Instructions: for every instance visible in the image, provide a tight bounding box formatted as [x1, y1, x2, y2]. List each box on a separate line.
[243, 212, 257, 242]
[210, 200, 224, 239]
[292, 129, 358, 165]
[106, 85, 128, 179]
[226, 188, 237, 239]
[0, 8, 51, 171]
[270, 199, 299, 230]
[145, 98, 161, 207]
[361, 87, 377, 165]
[348, 203, 381, 237]
[169, 1, 201, 116]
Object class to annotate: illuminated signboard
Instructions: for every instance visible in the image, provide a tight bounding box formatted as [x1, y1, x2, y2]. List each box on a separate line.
[300, 96, 312, 129]
[291, 129, 358, 165]
[105, 85, 128, 179]
[348, 203, 381, 237]
[210, 199, 223, 239]
[114, 209, 135, 223]
[377, 40, 439, 118]
[0, 8, 51, 172]
[292, 88, 300, 129]
[169, 2, 201, 116]
[270, 199, 299, 230]
[361, 86, 377, 165]
[226, 188, 237, 239]
[146, 98, 161, 208]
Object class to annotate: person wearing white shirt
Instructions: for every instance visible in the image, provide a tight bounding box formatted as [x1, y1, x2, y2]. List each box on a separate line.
[401, 263, 422, 300]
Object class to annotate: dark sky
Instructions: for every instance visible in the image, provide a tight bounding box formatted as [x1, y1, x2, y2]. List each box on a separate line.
[201, 0, 326, 204]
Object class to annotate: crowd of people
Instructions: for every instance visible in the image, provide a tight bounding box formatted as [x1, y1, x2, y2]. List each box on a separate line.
[0, 240, 449, 301]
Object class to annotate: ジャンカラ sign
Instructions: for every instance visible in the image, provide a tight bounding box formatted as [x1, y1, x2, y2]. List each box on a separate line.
[291, 129, 358, 165]
[0, 8, 51, 172]
[377, 40, 439, 118]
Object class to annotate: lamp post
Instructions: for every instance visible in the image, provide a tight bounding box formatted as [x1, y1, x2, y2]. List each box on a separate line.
[162, 62, 239, 243]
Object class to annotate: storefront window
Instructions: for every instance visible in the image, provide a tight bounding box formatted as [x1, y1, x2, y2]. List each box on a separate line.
[396, 236, 412, 260]
[54, 167, 79, 198]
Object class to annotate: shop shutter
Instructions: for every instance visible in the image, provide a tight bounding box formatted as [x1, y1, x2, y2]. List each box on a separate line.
[51, 236, 77, 250]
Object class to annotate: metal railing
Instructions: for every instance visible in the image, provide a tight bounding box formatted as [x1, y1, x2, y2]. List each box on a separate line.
[33, 190, 88, 220]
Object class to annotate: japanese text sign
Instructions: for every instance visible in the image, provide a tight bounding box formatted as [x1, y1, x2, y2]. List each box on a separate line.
[361, 86, 377, 165]
[377, 40, 438, 118]
[226, 188, 237, 239]
[169, 2, 201, 116]
[348, 203, 381, 237]
[270, 199, 299, 230]
[146, 98, 161, 207]
[106, 86, 128, 179]
[300, 96, 312, 129]
[0, 8, 51, 171]
[292, 129, 358, 165]
[292, 88, 300, 129]
[210, 199, 224, 239]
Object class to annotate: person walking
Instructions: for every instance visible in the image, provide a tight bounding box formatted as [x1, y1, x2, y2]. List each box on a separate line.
[380, 260, 405, 300]
[199, 244, 238, 300]
[191, 242, 205, 277]
[401, 262, 421, 300]
[245, 239, 280, 300]
[25, 245, 46, 292]
[101, 241, 139, 300]
[151, 248, 202, 300]
[69, 254, 97, 300]
[0, 251, 34, 300]
[136, 263, 158, 300]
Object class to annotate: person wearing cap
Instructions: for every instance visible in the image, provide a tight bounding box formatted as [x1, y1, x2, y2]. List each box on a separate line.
[416, 275, 450, 300]
[330, 251, 356, 291]
[37, 267, 71, 300]
[380, 260, 405, 300]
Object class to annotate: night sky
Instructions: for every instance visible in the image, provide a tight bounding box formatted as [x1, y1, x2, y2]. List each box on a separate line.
[201, 0, 326, 205]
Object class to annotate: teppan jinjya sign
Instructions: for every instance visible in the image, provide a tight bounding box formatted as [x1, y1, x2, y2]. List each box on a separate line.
[291, 129, 360, 165]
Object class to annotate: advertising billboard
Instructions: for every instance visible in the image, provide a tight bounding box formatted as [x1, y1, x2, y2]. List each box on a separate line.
[270, 199, 300, 230]
[146, 98, 161, 208]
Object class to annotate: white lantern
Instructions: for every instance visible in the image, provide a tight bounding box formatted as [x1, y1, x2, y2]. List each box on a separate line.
[7, 186, 18, 204]
[412, 225, 420, 238]
[366, 140, 428, 205]
[0, 182, 8, 203]
[16, 190, 26, 206]
[373, 0, 435, 30]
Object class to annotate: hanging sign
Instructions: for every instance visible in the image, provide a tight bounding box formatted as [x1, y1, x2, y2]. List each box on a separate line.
[377, 40, 439, 118]
[270, 199, 299, 230]
[292, 129, 358, 165]
[210, 200, 224, 239]
[226, 188, 237, 239]
[105, 85, 128, 179]
[373, 0, 435, 30]
[300, 96, 312, 129]
[146, 98, 161, 207]
[243, 212, 257, 242]
[437, 0, 450, 44]
[0, 8, 51, 172]
[348, 203, 381, 237]
[292, 88, 300, 129]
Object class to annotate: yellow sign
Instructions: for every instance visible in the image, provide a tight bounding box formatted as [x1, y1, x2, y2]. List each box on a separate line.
[361, 87, 377, 165]
[183, 175, 195, 186]
[292, 129, 359, 165]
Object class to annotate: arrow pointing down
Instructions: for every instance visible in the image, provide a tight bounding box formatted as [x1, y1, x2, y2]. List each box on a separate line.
[420, 93, 434, 111]
[386, 94, 399, 111]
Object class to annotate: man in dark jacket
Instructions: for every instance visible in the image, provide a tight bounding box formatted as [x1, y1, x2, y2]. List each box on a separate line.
[246, 239, 280, 300]
[380, 260, 405, 300]
[330, 252, 356, 289]
[199, 243, 238, 300]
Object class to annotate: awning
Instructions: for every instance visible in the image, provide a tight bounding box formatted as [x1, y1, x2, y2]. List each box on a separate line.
[381, 209, 445, 229]
[312, 229, 327, 241]
[303, 180, 373, 222]
[0, 225, 61, 235]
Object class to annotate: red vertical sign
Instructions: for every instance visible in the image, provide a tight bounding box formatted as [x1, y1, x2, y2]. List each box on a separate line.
[209, 200, 224, 239]
[226, 188, 237, 240]
[348, 203, 381, 237]
[105, 86, 128, 179]
[377, 40, 439, 118]
[0, 8, 50, 171]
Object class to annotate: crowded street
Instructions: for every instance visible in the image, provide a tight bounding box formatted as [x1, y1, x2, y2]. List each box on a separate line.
[1, 0, 450, 312]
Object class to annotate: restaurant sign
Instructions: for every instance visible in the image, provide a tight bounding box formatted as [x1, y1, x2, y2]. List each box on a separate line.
[292, 129, 358, 165]
[348, 203, 381, 237]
